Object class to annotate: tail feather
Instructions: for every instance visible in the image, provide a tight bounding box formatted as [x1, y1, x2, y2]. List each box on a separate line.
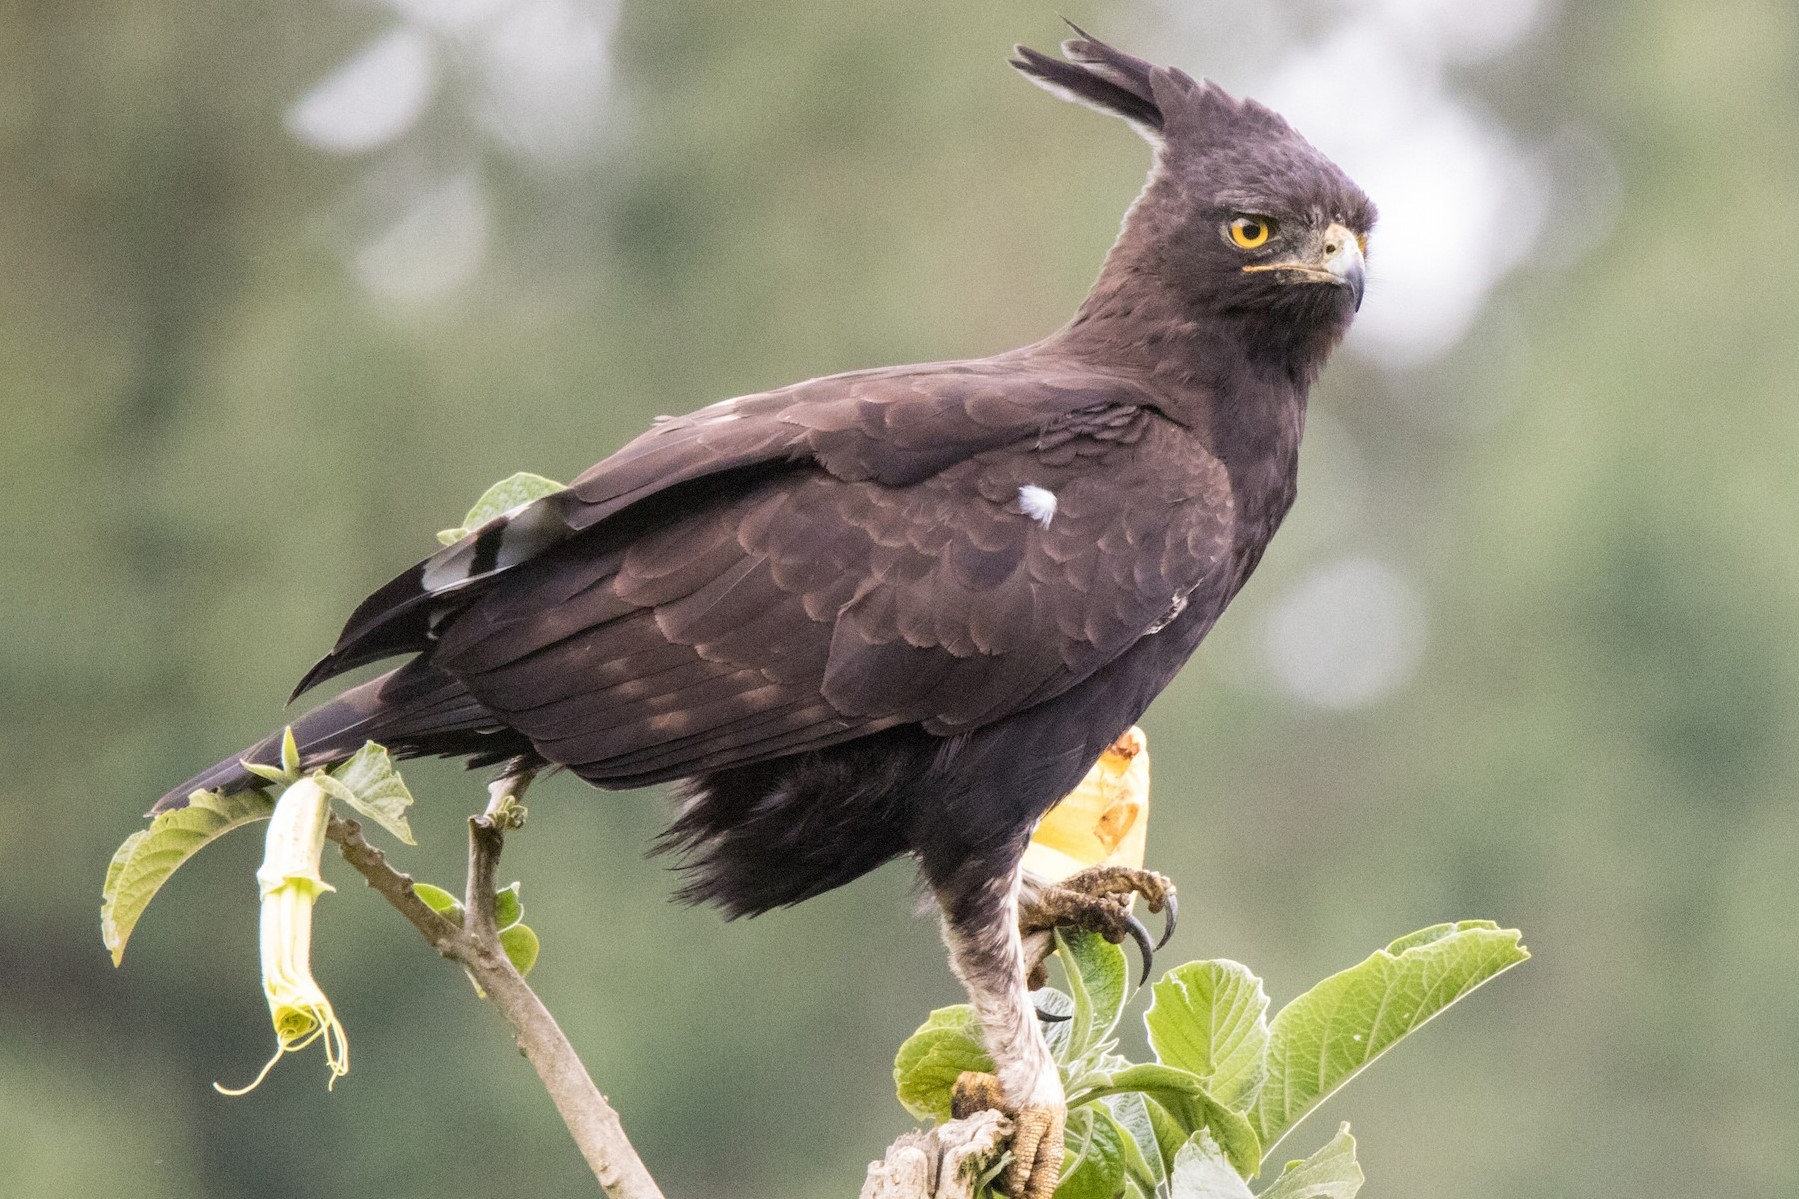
[150, 661, 529, 814]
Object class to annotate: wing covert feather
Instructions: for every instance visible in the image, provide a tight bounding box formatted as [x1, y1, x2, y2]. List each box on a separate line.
[432, 410, 1234, 782]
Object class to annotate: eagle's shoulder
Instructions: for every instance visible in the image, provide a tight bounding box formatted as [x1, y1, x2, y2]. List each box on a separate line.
[564, 355, 1162, 504]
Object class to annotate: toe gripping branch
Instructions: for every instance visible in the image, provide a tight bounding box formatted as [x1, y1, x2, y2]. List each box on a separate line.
[950, 1072, 1066, 1199]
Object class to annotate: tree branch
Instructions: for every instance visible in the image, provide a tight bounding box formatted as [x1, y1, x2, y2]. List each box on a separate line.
[322, 776, 1009, 1199]
[325, 796, 666, 1199]
[325, 816, 460, 952]
[859, 1111, 1012, 1199]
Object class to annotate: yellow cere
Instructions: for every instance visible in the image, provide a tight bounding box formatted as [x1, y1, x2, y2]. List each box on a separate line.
[1229, 216, 1271, 249]
[1022, 726, 1150, 883]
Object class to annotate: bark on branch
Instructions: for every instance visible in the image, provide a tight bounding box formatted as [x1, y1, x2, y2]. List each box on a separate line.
[859, 1111, 1013, 1199]
[324, 782, 1006, 1199]
[325, 796, 666, 1199]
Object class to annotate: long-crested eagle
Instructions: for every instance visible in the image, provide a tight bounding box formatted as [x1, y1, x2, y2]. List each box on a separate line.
[154, 29, 1372, 1197]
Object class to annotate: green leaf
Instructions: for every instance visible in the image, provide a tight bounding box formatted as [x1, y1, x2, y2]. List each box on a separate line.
[1057, 928, 1129, 1064]
[242, 726, 303, 787]
[104, 828, 149, 890]
[436, 471, 565, 545]
[101, 788, 276, 965]
[243, 761, 294, 786]
[413, 882, 464, 924]
[893, 1005, 994, 1122]
[1076, 1064, 1259, 1179]
[323, 742, 416, 845]
[1145, 960, 1270, 1112]
[1259, 1124, 1362, 1199]
[1168, 1130, 1255, 1199]
[493, 882, 522, 930]
[1251, 921, 1529, 1153]
[1103, 1093, 1167, 1194]
[415, 882, 537, 980]
[499, 922, 540, 976]
[1147, 1100, 1194, 1176]
[1056, 1106, 1126, 1199]
[1035, 986, 1076, 1061]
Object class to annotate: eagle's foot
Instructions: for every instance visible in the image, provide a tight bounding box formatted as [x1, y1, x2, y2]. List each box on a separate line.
[951, 1070, 1007, 1120]
[951, 1071, 1064, 1199]
[1055, 865, 1177, 938]
[1019, 866, 1177, 987]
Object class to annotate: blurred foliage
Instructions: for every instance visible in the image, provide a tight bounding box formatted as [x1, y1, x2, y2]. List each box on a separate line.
[4, 1, 1798, 1197]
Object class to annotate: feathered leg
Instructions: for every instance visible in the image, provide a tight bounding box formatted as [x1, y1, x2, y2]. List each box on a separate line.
[934, 860, 1064, 1199]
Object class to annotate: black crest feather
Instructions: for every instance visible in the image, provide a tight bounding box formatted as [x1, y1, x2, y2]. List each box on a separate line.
[1011, 24, 1163, 133]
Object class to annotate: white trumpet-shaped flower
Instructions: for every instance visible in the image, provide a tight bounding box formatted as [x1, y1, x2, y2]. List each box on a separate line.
[216, 775, 350, 1094]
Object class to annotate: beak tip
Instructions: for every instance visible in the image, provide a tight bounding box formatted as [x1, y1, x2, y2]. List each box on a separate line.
[1321, 222, 1366, 313]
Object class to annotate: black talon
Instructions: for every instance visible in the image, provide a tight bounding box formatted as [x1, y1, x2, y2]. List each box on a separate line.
[1154, 890, 1178, 950]
[1122, 911, 1156, 988]
[1036, 1007, 1073, 1023]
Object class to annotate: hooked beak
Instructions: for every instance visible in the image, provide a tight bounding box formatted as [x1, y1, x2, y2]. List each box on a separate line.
[1242, 222, 1367, 311]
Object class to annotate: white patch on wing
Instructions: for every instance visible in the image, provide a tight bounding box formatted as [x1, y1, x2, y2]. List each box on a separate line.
[420, 544, 475, 594]
[1016, 485, 1058, 528]
[1145, 591, 1188, 634]
[419, 497, 568, 593]
[492, 499, 565, 569]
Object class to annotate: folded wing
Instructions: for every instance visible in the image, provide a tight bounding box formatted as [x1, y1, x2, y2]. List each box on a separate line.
[299, 360, 1237, 786]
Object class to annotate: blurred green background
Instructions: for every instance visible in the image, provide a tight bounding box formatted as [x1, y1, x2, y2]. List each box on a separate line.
[5, 0, 1798, 1195]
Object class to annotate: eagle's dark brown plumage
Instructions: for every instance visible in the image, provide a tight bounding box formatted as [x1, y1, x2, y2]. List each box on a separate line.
[154, 29, 1373, 1196]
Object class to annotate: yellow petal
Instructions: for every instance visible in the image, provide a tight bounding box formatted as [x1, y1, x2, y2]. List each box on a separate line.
[1024, 727, 1150, 883]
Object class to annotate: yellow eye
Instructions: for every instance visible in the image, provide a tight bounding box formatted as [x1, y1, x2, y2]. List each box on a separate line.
[1229, 216, 1272, 249]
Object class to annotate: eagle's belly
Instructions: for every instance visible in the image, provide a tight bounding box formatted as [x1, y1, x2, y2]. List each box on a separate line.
[664, 578, 1227, 916]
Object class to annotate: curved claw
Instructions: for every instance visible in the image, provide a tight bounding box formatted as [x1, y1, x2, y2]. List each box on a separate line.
[1036, 1007, 1073, 1023]
[1154, 890, 1178, 950]
[1122, 911, 1156, 988]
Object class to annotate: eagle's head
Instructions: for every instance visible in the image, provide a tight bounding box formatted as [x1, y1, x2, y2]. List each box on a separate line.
[1015, 28, 1376, 363]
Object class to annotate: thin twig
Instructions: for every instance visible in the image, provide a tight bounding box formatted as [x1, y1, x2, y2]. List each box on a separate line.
[326, 800, 666, 1199]
[325, 816, 461, 951]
